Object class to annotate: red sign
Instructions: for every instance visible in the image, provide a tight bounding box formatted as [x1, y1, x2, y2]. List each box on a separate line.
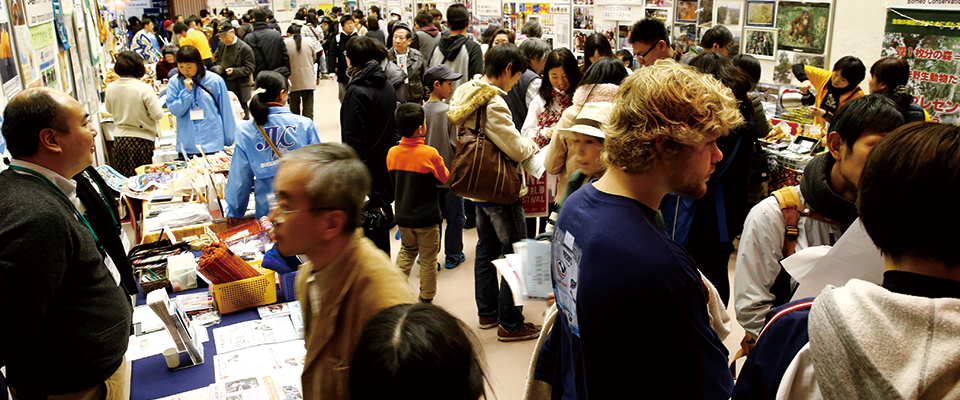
[521, 173, 549, 217]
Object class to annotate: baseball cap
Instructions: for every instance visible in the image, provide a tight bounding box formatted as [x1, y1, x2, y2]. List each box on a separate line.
[163, 20, 173, 29]
[557, 102, 613, 139]
[423, 64, 462, 89]
[217, 20, 235, 34]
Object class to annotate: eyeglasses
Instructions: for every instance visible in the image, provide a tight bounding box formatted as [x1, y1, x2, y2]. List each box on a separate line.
[268, 195, 341, 224]
[635, 42, 657, 65]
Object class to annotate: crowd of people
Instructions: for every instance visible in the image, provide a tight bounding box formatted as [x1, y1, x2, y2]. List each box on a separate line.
[2, 3, 956, 400]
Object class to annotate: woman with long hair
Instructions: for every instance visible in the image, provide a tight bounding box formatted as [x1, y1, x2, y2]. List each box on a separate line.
[285, 24, 318, 118]
[869, 56, 927, 122]
[224, 71, 320, 222]
[164, 45, 235, 158]
[580, 32, 614, 74]
[519, 47, 580, 235]
[520, 48, 581, 148]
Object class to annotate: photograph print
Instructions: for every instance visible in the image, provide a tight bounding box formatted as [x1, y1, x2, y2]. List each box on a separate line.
[717, 2, 741, 25]
[743, 28, 776, 60]
[676, 1, 698, 23]
[646, 0, 672, 6]
[775, 1, 830, 54]
[645, 8, 669, 22]
[745, 0, 775, 28]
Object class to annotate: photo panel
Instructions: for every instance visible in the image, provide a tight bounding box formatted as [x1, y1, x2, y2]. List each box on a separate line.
[645, 0, 673, 6]
[717, 2, 741, 25]
[676, 0, 698, 23]
[674, 23, 697, 53]
[776, 1, 830, 54]
[743, 28, 777, 60]
[574, 7, 594, 30]
[746, 0, 776, 28]
[645, 8, 669, 22]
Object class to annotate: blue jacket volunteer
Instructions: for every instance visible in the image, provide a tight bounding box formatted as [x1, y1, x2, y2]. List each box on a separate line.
[165, 71, 236, 155]
[225, 107, 320, 218]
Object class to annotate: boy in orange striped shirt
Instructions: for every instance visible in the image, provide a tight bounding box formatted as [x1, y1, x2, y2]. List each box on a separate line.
[386, 103, 450, 302]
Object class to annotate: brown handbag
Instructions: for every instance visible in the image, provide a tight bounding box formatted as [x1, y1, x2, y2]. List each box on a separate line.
[449, 105, 523, 204]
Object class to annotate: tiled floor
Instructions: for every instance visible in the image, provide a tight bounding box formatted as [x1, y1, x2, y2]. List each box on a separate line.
[309, 79, 745, 400]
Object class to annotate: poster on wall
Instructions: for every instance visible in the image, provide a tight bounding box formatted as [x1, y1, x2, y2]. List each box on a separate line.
[0, 1, 22, 97]
[31, 23, 58, 89]
[676, 0, 696, 23]
[573, 6, 592, 30]
[743, 28, 775, 60]
[14, 25, 36, 84]
[645, 0, 671, 6]
[25, 0, 55, 26]
[745, 0, 774, 28]
[883, 8, 960, 124]
[775, 1, 829, 55]
[698, 0, 712, 27]
[674, 23, 695, 53]
[645, 8, 668, 22]
[717, 2, 740, 25]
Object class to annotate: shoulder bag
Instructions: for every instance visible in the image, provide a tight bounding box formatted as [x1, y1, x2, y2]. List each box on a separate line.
[449, 105, 523, 204]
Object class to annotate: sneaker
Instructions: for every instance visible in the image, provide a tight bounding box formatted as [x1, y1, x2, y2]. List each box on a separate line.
[478, 316, 499, 329]
[419, 296, 433, 303]
[497, 323, 541, 342]
[445, 253, 466, 269]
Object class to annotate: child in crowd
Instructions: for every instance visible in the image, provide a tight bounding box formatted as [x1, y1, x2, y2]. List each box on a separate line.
[387, 103, 450, 302]
[423, 64, 467, 270]
[616, 49, 634, 71]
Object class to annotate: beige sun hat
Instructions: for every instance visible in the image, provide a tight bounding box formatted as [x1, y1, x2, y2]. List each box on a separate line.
[557, 102, 614, 139]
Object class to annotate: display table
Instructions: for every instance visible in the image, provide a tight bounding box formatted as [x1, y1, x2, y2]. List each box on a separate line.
[130, 285, 282, 400]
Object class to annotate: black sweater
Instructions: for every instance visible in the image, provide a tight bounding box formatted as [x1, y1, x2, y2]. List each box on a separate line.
[0, 169, 132, 396]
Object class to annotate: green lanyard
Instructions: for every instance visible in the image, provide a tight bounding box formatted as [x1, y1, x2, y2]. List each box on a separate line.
[9, 165, 106, 253]
[86, 169, 121, 232]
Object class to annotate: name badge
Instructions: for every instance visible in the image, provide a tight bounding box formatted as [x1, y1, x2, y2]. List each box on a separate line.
[190, 108, 205, 120]
[104, 254, 122, 286]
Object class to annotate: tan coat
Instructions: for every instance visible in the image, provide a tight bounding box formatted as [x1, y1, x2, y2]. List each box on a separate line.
[295, 230, 414, 399]
[447, 77, 539, 200]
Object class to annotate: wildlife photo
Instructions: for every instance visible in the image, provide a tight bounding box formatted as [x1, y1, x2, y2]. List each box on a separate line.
[776, 1, 830, 54]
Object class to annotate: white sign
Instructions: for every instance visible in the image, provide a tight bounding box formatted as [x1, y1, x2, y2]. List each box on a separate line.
[476, 1, 500, 16]
[129, 0, 151, 7]
[601, 5, 632, 20]
[25, 0, 55, 27]
[891, 0, 960, 9]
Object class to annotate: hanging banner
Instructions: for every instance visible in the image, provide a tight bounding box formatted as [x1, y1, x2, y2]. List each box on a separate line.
[26, 0, 55, 26]
[883, 8, 960, 124]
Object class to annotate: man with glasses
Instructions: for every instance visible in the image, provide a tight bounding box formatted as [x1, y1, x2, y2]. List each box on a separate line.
[628, 18, 681, 67]
[272, 143, 412, 400]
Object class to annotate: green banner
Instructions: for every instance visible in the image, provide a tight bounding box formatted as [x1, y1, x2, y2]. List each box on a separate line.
[884, 8, 960, 124]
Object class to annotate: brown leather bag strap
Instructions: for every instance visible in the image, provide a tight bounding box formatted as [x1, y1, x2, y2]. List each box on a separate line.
[476, 105, 487, 135]
[255, 123, 283, 159]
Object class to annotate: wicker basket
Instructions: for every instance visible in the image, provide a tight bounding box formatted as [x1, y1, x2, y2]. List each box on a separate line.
[211, 264, 277, 314]
[140, 267, 170, 294]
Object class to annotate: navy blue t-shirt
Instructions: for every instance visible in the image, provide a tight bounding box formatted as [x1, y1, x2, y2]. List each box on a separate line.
[549, 183, 733, 399]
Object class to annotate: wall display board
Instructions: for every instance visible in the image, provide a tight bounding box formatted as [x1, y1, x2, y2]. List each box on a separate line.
[470, 0, 501, 39]
[31, 22, 59, 89]
[883, 8, 960, 124]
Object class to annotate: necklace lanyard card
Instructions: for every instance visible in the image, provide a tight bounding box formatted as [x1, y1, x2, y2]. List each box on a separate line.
[190, 108, 205, 120]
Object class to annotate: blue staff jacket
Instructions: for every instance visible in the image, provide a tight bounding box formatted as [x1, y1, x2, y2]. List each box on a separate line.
[224, 107, 320, 218]
[165, 71, 236, 155]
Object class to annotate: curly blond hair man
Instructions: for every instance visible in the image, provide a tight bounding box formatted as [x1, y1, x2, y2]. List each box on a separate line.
[546, 59, 743, 399]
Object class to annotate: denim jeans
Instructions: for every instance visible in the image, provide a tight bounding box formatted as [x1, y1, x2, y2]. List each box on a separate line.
[475, 201, 526, 331]
[438, 188, 465, 259]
